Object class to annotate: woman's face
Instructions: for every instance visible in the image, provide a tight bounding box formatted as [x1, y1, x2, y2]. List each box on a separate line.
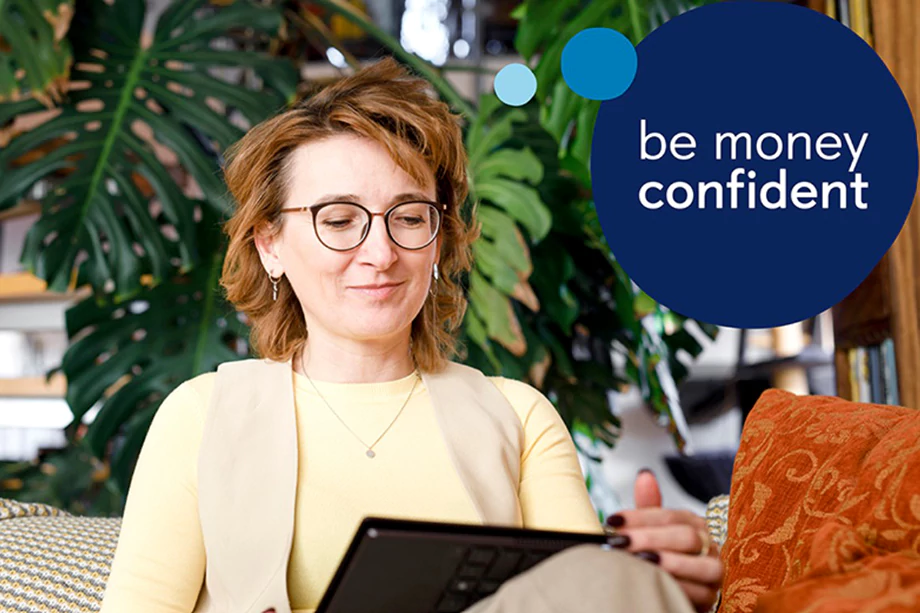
[256, 134, 439, 348]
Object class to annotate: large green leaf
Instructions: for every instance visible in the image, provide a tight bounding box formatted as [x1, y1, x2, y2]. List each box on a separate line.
[464, 95, 552, 355]
[468, 268, 526, 357]
[475, 205, 532, 276]
[0, 0, 297, 299]
[0, 96, 45, 130]
[472, 147, 543, 185]
[62, 214, 246, 492]
[0, 0, 74, 106]
[467, 101, 528, 170]
[512, 0, 581, 60]
[542, 80, 580, 143]
[474, 179, 551, 243]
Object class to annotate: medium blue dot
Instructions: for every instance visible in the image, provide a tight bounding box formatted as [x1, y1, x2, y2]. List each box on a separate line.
[494, 63, 537, 106]
[562, 28, 637, 100]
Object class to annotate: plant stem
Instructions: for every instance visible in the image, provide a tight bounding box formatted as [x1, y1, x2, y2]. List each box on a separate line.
[76, 49, 147, 295]
[285, 8, 361, 71]
[439, 64, 495, 74]
[626, 0, 647, 42]
[192, 251, 222, 374]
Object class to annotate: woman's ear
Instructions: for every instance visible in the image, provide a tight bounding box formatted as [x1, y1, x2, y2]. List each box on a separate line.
[254, 222, 284, 276]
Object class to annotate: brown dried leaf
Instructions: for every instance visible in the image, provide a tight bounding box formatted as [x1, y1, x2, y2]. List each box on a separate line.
[528, 351, 551, 388]
[43, 3, 75, 42]
[511, 278, 540, 312]
[497, 299, 527, 357]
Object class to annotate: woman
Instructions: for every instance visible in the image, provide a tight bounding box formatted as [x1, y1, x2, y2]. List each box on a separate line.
[100, 57, 722, 613]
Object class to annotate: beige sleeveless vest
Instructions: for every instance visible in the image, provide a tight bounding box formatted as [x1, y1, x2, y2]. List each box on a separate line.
[193, 358, 524, 613]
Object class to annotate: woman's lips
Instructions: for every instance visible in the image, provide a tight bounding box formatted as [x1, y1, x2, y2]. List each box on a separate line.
[348, 282, 403, 299]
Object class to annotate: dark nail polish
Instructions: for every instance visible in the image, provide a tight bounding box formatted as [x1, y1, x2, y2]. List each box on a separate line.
[634, 550, 661, 565]
[606, 534, 631, 548]
[606, 513, 625, 528]
[638, 467, 655, 477]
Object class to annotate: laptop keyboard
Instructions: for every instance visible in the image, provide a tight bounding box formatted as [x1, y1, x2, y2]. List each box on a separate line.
[434, 546, 552, 612]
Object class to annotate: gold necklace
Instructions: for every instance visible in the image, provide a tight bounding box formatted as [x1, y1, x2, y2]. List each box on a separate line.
[301, 365, 420, 459]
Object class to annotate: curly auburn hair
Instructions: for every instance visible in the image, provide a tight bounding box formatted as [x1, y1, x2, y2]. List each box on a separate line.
[220, 57, 478, 373]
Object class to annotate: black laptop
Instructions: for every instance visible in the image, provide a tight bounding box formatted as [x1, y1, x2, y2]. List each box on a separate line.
[315, 517, 607, 613]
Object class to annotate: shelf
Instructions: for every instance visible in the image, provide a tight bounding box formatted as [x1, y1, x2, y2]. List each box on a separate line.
[0, 373, 67, 398]
[0, 200, 40, 223]
[831, 0, 920, 408]
[0, 272, 90, 303]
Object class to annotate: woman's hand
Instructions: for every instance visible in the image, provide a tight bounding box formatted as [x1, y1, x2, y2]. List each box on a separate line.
[605, 470, 724, 613]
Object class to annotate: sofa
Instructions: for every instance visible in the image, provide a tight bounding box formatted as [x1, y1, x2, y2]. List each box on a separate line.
[1, 388, 918, 612]
[717, 389, 920, 612]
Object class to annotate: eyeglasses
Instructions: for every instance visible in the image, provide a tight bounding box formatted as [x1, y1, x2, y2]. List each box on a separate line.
[280, 200, 446, 252]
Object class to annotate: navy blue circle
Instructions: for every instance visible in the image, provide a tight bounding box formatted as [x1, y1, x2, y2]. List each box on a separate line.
[591, 2, 918, 328]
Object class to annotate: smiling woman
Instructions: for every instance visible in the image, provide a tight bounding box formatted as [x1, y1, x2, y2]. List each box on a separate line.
[98, 57, 717, 613]
[247, 133, 451, 376]
[220, 62, 476, 377]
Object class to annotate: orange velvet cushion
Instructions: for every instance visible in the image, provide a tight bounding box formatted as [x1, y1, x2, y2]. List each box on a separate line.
[718, 389, 920, 613]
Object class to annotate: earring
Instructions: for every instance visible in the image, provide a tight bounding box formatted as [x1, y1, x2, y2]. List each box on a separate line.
[429, 263, 439, 296]
[269, 272, 282, 301]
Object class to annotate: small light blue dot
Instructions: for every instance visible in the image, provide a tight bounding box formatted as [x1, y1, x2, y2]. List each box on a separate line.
[494, 63, 537, 107]
[562, 28, 638, 100]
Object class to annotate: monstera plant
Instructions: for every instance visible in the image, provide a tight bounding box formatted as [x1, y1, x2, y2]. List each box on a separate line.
[0, 0, 715, 515]
[0, 0, 74, 107]
[0, 0, 296, 511]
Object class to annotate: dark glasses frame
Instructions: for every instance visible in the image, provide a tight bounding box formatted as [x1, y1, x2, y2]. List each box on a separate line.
[280, 200, 447, 252]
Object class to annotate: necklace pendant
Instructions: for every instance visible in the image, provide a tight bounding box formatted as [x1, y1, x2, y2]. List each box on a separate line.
[366, 449, 376, 458]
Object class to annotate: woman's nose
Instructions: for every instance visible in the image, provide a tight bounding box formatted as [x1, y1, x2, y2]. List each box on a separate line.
[360, 217, 398, 267]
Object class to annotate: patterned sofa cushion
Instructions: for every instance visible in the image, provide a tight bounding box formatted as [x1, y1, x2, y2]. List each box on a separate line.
[0, 498, 120, 612]
[718, 390, 920, 613]
[707, 493, 729, 549]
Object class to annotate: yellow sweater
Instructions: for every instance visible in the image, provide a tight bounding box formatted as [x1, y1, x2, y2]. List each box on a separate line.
[101, 369, 603, 613]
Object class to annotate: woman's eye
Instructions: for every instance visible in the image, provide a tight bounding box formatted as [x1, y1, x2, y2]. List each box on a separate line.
[395, 216, 424, 227]
[323, 218, 353, 229]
